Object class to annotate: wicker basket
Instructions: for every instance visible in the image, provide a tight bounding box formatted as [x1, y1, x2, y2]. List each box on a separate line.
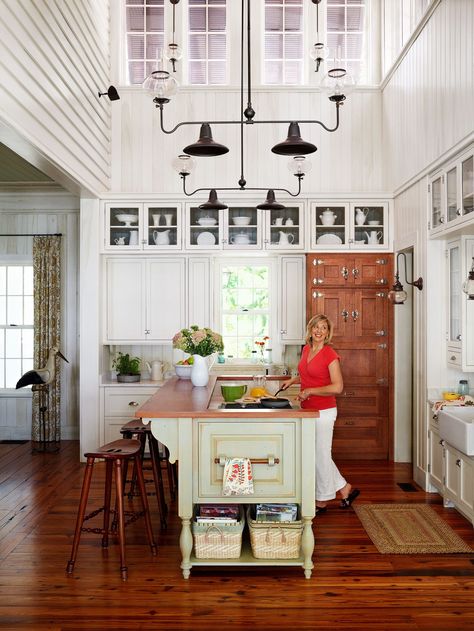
[247, 506, 303, 559]
[193, 506, 245, 559]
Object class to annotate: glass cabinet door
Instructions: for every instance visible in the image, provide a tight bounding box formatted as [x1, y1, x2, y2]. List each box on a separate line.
[144, 205, 181, 249]
[313, 204, 348, 247]
[105, 204, 141, 250]
[266, 205, 304, 249]
[430, 175, 444, 229]
[225, 207, 260, 249]
[446, 166, 459, 222]
[352, 204, 387, 247]
[187, 206, 221, 249]
[462, 155, 473, 216]
[448, 242, 461, 347]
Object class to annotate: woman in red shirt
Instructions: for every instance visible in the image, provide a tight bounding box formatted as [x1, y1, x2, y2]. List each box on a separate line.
[281, 314, 360, 514]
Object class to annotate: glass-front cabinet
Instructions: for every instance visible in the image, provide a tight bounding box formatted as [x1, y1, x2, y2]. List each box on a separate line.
[429, 174, 444, 231]
[104, 203, 182, 250]
[184, 203, 304, 250]
[310, 202, 388, 249]
[462, 154, 474, 217]
[447, 240, 462, 362]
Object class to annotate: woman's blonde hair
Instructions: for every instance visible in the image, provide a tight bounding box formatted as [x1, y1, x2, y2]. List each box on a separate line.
[305, 314, 333, 346]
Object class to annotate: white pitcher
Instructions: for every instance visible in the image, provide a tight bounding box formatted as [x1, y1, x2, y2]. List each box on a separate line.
[278, 231, 294, 246]
[365, 230, 383, 244]
[153, 229, 170, 245]
[146, 360, 163, 381]
[129, 230, 139, 246]
[355, 208, 368, 226]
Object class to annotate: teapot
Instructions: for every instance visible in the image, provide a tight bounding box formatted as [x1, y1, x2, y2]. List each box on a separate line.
[153, 229, 170, 245]
[364, 230, 383, 245]
[114, 237, 126, 246]
[278, 231, 295, 246]
[146, 360, 164, 381]
[285, 218, 294, 226]
[230, 232, 251, 245]
[319, 209, 336, 226]
[355, 207, 368, 226]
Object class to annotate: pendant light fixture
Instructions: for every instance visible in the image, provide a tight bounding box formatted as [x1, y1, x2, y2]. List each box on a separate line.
[152, 0, 349, 209]
[164, 0, 182, 73]
[462, 257, 474, 299]
[388, 253, 424, 305]
[309, 0, 330, 73]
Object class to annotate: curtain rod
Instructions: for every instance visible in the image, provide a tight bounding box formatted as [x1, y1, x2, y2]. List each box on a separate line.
[0, 233, 62, 237]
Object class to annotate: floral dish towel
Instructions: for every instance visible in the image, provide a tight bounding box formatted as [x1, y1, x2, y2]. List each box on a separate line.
[222, 457, 254, 496]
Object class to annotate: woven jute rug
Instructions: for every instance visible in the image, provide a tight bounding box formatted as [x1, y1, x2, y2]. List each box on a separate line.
[354, 503, 472, 554]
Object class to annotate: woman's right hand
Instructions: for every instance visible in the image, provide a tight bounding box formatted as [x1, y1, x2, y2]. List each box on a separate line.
[279, 379, 294, 391]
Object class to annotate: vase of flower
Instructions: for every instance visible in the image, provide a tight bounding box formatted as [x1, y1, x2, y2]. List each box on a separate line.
[190, 354, 209, 387]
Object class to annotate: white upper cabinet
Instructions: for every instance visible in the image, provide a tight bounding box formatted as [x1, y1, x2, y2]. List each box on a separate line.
[184, 202, 305, 251]
[429, 148, 474, 236]
[310, 202, 389, 250]
[279, 255, 306, 344]
[103, 203, 182, 251]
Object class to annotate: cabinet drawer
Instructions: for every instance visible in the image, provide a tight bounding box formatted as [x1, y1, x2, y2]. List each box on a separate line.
[333, 416, 388, 459]
[336, 387, 388, 416]
[447, 348, 461, 366]
[195, 420, 299, 500]
[104, 388, 157, 417]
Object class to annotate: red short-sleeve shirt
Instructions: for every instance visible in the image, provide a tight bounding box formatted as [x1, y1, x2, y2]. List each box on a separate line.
[297, 344, 341, 411]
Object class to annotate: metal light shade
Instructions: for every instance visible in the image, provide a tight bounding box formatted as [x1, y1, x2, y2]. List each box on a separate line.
[256, 190, 286, 210]
[184, 124, 229, 157]
[98, 85, 120, 101]
[272, 122, 317, 156]
[198, 189, 228, 210]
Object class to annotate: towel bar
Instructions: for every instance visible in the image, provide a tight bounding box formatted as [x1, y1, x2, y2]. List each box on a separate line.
[214, 456, 279, 466]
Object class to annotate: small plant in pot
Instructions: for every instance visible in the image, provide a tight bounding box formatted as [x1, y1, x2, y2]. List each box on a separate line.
[112, 352, 141, 383]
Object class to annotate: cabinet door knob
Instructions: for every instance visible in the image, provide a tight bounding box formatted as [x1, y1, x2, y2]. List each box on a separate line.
[341, 266, 349, 279]
[433, 414, 438, 421]
[450, 355, 457, 361]
[439, 216, 445, 223]
[280, 329, 287, 334]
[456, 208, 461, 216]
[456, 459, 461, 467]
[352, 268, 359, 278]
[129, 401, 139, 407]
[456, 334, 462, 341]
[341, 310, 349, 322]
[351, 309, 359, 321]
[438, 439, 444, 445]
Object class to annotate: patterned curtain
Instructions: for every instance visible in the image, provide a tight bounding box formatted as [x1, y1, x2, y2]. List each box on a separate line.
[32, 236, 62, 448]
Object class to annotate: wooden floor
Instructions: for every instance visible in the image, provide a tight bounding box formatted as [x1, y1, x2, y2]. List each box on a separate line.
[0, 441, 473, 630]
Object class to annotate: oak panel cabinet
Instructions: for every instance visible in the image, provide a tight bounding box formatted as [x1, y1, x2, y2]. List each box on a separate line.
[105, 257, 186, 343]
[333, 415, 388, 460]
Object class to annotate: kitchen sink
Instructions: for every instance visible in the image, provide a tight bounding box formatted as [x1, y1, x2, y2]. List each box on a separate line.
[438, 406, 474, 455]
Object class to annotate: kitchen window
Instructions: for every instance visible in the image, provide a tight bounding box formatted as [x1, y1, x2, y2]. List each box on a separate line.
[124, 0, 165, 85]
[263, 0, 304, 85]
[188, 0, 227, 85]
[327, 0, 365, 81]
[216, 259, 276, 360]
[0, 264, 34, 389]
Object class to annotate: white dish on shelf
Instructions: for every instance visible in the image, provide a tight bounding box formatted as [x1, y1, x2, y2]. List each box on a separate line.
[316, 233, 342, 245]
[196, 231, 216, 246]
[116, 213, 138, 226]
[197, 217, 217, 226]
[232, 216, 251, 226]
[367, 221, 380, 226]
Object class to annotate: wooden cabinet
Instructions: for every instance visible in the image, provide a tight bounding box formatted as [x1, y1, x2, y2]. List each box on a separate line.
[306, 253, 393, 459]
[104, 257, 186, 343]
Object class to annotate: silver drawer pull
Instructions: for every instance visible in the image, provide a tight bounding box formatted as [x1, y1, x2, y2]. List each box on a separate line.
[312, 259, 324, 266]
[214, 455, 279, 466]
[376, 292, 386, 297]
[375, 330, 386, 336]
[343, 391, 355, 397]
[376, 278, 387, 284]
[344, 420, 355, 426]
[376, 259, 387, 265]
[128, 401, 139, 407]
[312, 291, 324, 299]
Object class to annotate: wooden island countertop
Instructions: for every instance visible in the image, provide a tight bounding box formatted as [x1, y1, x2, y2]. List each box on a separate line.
[135, 375, 317, 419]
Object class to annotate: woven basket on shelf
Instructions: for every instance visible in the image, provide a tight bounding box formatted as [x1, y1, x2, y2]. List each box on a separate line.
[247, 506, 303, 559]
[192, 506, 245, 559]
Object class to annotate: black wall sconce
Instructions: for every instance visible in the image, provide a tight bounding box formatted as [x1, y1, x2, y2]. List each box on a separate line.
[463, 257, 474, 299]
[388, 252, 423, 305]
[98, 86, 120, 101]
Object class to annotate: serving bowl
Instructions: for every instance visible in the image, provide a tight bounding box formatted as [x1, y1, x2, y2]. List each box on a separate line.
[197, 217, 217, 226]
[175, 364, 192, 379]
[116, 213, 138, 226]
[221, 383, 248, 402]
[232, 216, 251, 226]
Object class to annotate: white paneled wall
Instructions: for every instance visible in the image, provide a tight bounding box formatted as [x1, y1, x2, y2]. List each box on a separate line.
[0, 0, 111, 195]
[112, 87, 384, 195]
[0, 194, 79, 440]
[383, 0, 474, 193]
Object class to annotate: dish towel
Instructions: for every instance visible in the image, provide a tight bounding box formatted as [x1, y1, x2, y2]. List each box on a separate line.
[222, 458, 254, 496]
[432, 395, 474, 413]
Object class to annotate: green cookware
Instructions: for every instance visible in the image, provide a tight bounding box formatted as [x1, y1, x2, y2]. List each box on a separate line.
[221, 383, 247, 402]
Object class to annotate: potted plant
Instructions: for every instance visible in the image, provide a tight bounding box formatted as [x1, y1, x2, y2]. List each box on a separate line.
[112, 352, 141, 383]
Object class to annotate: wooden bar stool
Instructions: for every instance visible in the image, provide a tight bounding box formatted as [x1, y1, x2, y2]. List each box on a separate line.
[66, 439, 157, 581]
[120, 419, 170, 529]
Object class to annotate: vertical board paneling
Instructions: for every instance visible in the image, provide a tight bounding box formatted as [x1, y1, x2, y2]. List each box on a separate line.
[0, 0, 111, 194]
[383, 0, 474, 192]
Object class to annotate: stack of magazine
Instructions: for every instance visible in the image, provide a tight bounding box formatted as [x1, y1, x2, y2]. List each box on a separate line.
[195, 504, 240, 524]
[255, 503, 298, 522]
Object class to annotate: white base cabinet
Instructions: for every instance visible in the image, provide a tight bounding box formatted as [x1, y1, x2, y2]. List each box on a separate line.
[101, 386, 159, 444]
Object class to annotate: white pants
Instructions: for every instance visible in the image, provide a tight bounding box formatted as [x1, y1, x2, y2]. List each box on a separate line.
[315, 407, 347, 501]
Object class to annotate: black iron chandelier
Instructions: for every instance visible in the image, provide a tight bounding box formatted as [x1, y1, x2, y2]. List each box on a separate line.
[309, 0, 330, 72]
[144, 0, 352, 210]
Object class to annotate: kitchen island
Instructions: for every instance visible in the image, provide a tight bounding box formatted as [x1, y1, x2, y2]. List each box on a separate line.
[137, 375, 317, 579]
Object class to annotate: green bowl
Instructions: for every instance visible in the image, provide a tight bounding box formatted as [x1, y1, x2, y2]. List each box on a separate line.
[221, 383, 247, 402]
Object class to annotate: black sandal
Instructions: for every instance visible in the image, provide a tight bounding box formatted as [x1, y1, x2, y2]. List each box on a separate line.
[340, 488, 360, 508]
[315, 506, 327, 515]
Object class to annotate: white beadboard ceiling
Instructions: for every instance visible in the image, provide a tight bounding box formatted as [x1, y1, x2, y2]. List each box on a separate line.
[0, 142, 52, 183]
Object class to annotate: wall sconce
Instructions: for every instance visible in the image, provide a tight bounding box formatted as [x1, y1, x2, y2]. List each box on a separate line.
[463, 257, 474, 299]
[388, 252, 423, 305]
[98, 86, 120, 101]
